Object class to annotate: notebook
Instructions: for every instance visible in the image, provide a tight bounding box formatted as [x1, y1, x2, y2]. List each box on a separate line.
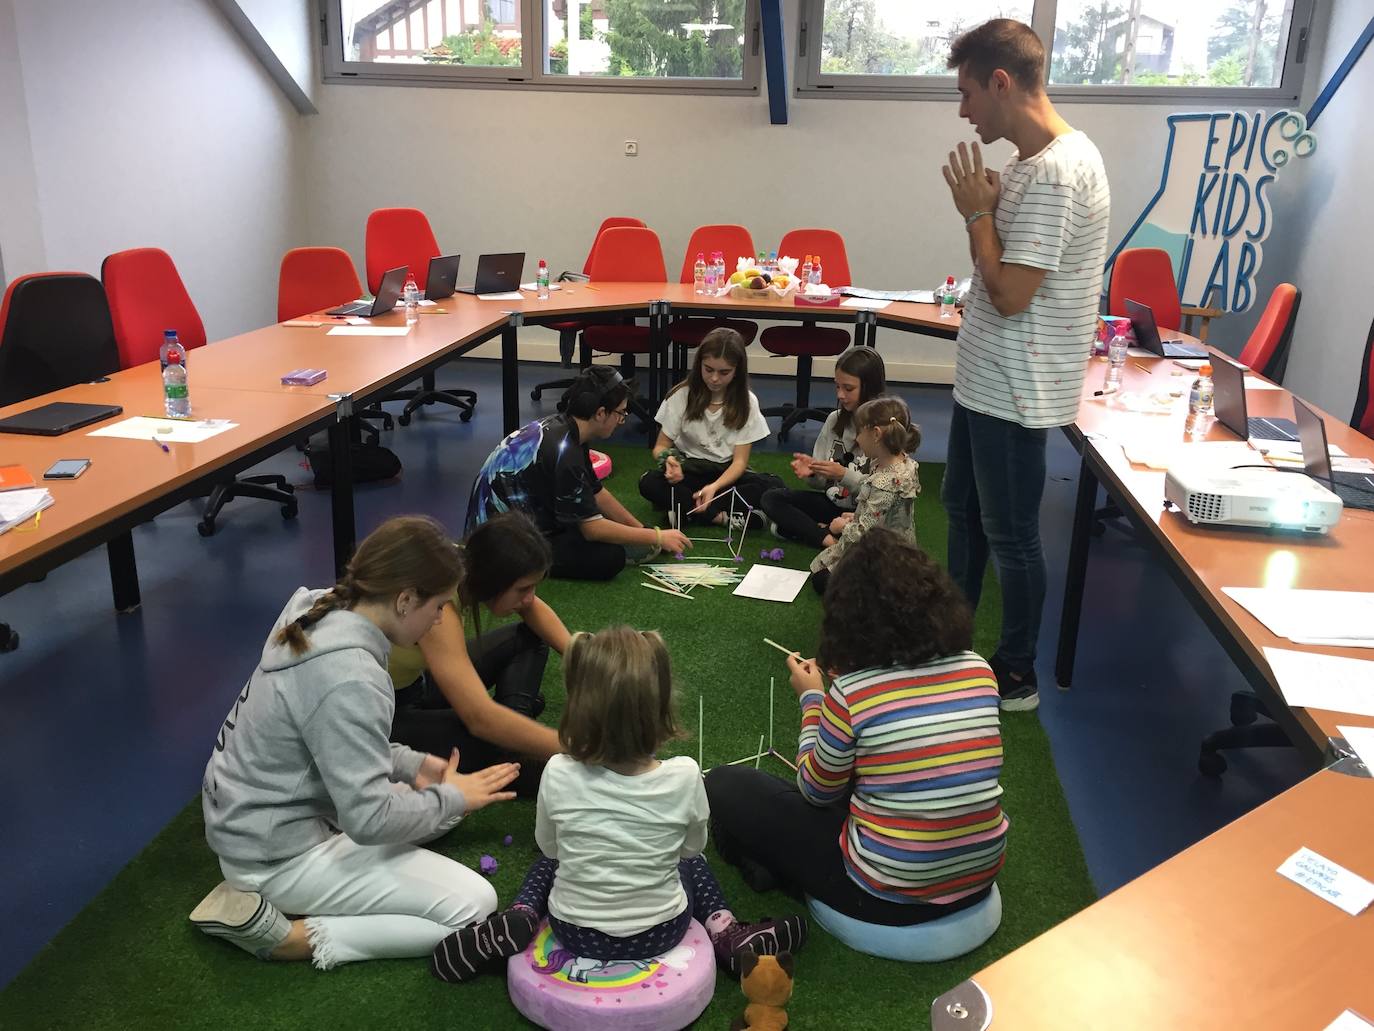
[0, 465, 37, 492]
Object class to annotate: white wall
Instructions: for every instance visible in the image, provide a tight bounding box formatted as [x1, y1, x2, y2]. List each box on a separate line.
[2, 0, 306, 340]
[1255, 0, 1373, 421]
[0, 0, 46, 280]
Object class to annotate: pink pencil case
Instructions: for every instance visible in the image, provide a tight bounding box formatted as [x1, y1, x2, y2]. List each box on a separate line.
[281, 368, 327, 386]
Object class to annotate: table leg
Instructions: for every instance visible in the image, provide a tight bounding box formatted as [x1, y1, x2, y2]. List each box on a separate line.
[1055, 452, 1099, 688]
[329, 408, 356, 578]
[648, 303, 664, 408]
[106, 531, 141, 613]
[502, 319, 520, 436]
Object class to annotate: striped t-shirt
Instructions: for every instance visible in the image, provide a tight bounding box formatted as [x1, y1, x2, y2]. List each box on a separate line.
[954, 130, 1111, 429]
[796, 653, 1008, 905]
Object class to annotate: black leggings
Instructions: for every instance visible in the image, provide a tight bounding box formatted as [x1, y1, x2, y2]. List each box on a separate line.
[512, 854, 729, 960]
[638, 466, 784, 525]
[759, 488, 845, 549]
[704, 765, 990, 927]
[548, 528, 626, 581]
[390, 622, 550, 798]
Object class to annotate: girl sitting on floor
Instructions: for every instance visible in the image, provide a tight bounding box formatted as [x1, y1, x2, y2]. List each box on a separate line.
[191, 515, 525, 971]
[760, 346, 887, 546]
[431, 625, 807, 983]
[390, 512, 571, 798]
[810, 395, 921, 594]
[638, 327, 783, 530]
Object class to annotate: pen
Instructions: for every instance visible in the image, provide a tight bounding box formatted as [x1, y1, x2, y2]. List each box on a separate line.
[1132, 361, 1152, 373]
[151, 436, 170, 453]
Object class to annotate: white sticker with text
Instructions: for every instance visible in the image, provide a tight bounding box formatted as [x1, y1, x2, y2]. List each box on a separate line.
[1277, 847, 1374, 917]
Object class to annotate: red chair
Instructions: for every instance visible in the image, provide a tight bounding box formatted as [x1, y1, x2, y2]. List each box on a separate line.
[583, 226, 668, 419]
[530, 216, 645, 402]
[1237, 283, 1300, 384]
[101, 247, 296, 537]
[0, 273, 120, 406]
[277, 246, 391, 443]
[364, 207, 475, 424]
[1354, 316, 1374, 437]
[668, 224, 760, 382]
[1108, 247, 1221, 342]
[759, 228, 854, 440]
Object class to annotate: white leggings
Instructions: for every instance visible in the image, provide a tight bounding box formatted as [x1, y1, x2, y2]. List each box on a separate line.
[221, 834, 497, 971]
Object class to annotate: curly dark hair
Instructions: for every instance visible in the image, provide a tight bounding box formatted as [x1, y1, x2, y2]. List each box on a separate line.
[818, 527, 974, 675]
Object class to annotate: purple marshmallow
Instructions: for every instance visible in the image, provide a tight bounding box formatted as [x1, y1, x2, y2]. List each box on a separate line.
[503, 834, 514, 847]
[479, 854, 498, 876]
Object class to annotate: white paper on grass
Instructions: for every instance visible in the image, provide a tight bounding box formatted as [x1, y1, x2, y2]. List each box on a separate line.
[326, 326, 412, 337]
[732, 565, 810, 603]
[1263, 648, 1374, 717]
[88, 416, 238, 444]
[1224, 587, 1374, 644]
[1276, 847, 1374, 917]
[1337, 725, 1374, 769]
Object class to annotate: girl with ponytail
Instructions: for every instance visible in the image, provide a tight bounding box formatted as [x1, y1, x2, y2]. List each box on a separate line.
[191, 515, 538, 975]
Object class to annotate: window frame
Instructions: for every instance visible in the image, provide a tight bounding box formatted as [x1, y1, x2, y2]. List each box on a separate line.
[321, 0, 763, 96]
[793, 0, 1316, 104]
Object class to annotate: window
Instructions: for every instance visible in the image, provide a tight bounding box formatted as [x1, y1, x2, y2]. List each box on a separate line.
[323, 0, 761, 93]
[796, 0, 1314, 101]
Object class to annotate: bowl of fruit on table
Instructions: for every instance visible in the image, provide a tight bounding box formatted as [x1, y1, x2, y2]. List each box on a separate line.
[726, 266, 796, 299]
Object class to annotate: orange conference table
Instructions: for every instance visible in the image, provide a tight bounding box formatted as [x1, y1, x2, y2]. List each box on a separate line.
[1053, 354, 1374, 765]
[930, 759, 1374, 1031]
[0, 366, 335, 611]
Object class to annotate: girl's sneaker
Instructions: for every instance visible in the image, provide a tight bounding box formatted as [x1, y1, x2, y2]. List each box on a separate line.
[189, 882, 291, 960]
[713, 914, 808, 976]
[431, 907, 539, 983]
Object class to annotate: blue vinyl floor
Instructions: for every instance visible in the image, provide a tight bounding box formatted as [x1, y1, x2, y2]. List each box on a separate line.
[0, 356, 1307, 989]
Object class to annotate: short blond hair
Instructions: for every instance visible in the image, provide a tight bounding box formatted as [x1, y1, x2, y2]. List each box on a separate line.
[559, 626, 681, 766]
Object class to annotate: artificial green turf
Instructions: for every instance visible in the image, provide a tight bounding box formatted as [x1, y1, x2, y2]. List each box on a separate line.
[0, 447, 1095, 1030]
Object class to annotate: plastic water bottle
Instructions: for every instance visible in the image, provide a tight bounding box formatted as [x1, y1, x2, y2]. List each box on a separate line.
[159, 329, 181, 372]
[801, 255, 813, 285]
[811, 254, 823, 286]
[704, 253, 717, 293]
[403, 273, 420, 324]
[1186, 363, 1215, 436]
[940, 276, 958, 318]
[768, 250, 778, 274]
[693, 252, 706, 295]
[163, 347, 190, 418]
[1104, 324, 1129, 391]
[713, 252, 726, 289]
[537, 259, 550, 300]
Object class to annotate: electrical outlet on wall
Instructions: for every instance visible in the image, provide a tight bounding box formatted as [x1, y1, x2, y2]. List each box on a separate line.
[624, 140, 639, 157]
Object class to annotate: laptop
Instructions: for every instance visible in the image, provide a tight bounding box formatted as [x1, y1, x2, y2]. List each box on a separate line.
[1125, 299, 1209, 359]
[0, 401, 123, 436]
[455, 253, 524, 296]
[1211, 355, 1299, 442]
[1293, 397, 1374, 511]
[326, 265, 406, 317]
[424, 254, 461, 300]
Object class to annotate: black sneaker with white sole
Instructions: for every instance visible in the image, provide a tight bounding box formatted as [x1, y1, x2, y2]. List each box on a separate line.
[430, 908, 539, 983]
[714, 914, 808, 976]
[990, 656, 1040, 712]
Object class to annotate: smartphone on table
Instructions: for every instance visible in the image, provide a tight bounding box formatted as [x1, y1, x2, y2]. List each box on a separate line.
[43, 459, 91, 479]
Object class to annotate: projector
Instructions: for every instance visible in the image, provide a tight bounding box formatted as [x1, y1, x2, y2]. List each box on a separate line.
[1164, 465, 1343, 534]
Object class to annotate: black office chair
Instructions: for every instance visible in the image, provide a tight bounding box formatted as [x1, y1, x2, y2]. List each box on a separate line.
[1198, 695, 1292, 777]
[0, 272, 124, 654]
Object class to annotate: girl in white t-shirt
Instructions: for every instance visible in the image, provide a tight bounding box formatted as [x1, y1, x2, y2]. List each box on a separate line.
[638, 328, 783, 529]
[430, 625, 806, 983]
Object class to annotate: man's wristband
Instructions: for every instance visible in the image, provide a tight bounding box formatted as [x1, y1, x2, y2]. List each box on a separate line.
[653, 526, 662, 548]
[965, 210, 992, 229]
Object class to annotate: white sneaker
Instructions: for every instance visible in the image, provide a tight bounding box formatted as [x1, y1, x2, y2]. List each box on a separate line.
[190, 882, 291, 960]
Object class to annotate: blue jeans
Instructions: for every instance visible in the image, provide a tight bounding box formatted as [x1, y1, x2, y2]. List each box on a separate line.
[941, 400, 1048, 674]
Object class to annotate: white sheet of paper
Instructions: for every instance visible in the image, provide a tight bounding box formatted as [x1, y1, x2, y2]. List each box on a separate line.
[344, 316, 368, 325]
[417, 298, 436, 307]
[1263, 648, 1374, 717]
[1245, 376, 1283, 390]
[519, 282, 561, 292]
[1337, 725, 1374, 768]
[0, 487, 52, 524]
[732, 565, 810, 604]
[1277, 847, 1374, 917]
[88, 416, 238, 444]
[840, 297, 891, 310]
[326, 325, 411, 337]
[1224, 587, 1374, 643]
[477, 291, 525, 301]
[1323, 1012, 1374, 1031]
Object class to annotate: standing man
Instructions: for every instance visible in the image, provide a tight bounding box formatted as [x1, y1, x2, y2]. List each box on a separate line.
[467, 366, 691, 581]
[939, 20, 1110, 712]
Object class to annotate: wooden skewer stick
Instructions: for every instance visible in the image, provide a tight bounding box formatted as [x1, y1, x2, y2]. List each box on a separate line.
[642, 582, 694, 600]
[763, 637, 797, 657]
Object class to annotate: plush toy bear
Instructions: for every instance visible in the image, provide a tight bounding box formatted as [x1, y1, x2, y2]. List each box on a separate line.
[730, 951, 794, 1031]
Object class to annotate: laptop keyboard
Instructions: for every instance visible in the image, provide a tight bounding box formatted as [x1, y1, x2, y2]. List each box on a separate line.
[1248, 417, 1298, 442]
[1330, 475, 1374, 511]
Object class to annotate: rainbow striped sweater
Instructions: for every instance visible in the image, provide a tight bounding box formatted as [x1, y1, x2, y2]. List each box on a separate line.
[796, 653, 1008, 905]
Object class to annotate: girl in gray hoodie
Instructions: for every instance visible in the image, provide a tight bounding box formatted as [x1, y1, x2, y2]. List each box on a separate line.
[191, 515, 533, 973]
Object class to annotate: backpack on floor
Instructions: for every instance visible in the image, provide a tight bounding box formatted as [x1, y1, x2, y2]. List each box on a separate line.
[306, 443, 402, 487]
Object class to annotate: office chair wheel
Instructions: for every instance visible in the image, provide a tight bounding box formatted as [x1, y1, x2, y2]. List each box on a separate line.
[1197, 748, 1227, 777]
[1, 626, 17, 652]
[1090, 520, 1108, 537]
[282, 499, 299, 520]
[197, 516, 217, 538]
[530, 388, 543, 401]
[1229, 693, 1260, 726]
[380, 413, 395, 430]
[398, 412, 413, 427]
[460, 408, 474, 423]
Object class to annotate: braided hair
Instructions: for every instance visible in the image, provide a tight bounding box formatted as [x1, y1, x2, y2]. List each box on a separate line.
[275, 514, 463, 655]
